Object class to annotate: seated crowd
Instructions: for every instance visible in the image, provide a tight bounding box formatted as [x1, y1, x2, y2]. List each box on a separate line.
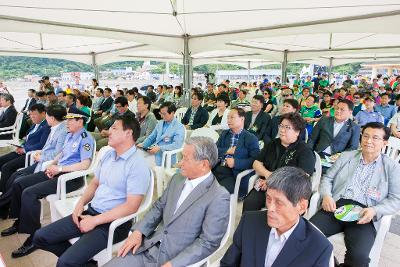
[0, 73, 399, 267]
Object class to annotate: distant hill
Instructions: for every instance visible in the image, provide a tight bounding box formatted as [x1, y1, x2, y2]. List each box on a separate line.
[0, 56, 362, 80]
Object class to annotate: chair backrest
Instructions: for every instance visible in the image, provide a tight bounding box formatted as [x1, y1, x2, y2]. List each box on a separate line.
[175, 107, 187, 121]
[13, 112, 24, 141]
[190, 127, 219, 143]
[137, 168, 155, 214]
[91, 145, 111, 171]
[311, 152, 322, 192]
[385, 136, 400, 163]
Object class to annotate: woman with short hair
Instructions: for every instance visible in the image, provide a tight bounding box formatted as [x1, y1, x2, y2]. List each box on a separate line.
[243, 112, 315, 212]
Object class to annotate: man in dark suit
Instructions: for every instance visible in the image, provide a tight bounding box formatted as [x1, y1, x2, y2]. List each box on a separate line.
[181, 90, 209, 130]
[21, 89, 37, 113]
[308, 99, 360, 157]
[19, 89, 37, 138]
[0, 103, 50, 193]
[98, 87, 114, 114]
[221, 167, 333, 267]
[264, 98, 300, 144]
[214, 107, 260, 196]
[0, 93, 18, 140]
[244, 95, 270, 140]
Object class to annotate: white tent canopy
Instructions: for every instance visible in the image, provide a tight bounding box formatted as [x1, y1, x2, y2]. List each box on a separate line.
[1, 0, 400, 85]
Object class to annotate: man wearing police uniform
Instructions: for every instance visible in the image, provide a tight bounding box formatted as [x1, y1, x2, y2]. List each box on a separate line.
[1, 110, 95, 258]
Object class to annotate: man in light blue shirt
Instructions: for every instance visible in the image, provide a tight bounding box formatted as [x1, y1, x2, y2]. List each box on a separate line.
[374, 93, 396, 126]
[355, 96, 384, 126]
[138, 101, 185, 166]
[33, 114, 151, 267]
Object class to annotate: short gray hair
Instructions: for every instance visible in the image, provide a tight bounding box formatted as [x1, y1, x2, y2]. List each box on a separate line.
[266, 166, 312, 206]
[0, 93, 14, 104]
[185, 136, 218, 169]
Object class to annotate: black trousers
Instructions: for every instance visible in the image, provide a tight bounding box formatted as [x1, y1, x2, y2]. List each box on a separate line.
[33, 205, 131, 267]
[0, 164, 36, 217]
[0, 152, 26, 192]
[242, 188, 265, 212]
[214, 165, 236, 194]
[310, 199, 377, 267]
[9, 171, 84, 235]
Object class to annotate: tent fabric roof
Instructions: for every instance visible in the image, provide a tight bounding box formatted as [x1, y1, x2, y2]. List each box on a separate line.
[0, 0, 400, 66]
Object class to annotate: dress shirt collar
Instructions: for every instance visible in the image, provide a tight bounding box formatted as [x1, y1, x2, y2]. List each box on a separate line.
[113, 145, 137, 161]
[184, 171, 211, 189]
[270, 217, 299, 242]
[360, 153, 381, 165]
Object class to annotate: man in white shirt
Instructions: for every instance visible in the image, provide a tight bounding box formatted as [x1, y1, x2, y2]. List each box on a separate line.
[104, 136, 230, 267]
[221, 167, 332, 267]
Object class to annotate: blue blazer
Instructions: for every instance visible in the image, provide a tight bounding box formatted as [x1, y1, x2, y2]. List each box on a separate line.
[216, 129, 259, 177]
[221, 211, 333, 267]
[181, 106, 209, 130]
[23, 120, 51, 152]
[142, 118, 185, 166]
[36, 122, 68, 171]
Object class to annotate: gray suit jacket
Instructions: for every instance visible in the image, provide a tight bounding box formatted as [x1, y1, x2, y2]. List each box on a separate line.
[136, 112, 158, 144]
[35, 122, 68, 172]
[134, 173, 230, 267]
[319, 150, 400, 229]
[308, 117, 360, 154]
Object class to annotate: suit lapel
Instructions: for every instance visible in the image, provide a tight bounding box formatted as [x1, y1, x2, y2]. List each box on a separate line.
[334, 119, 350, 141]
[327, 117, 334, 138]
[255, 219, 271, 267]
[272, 218, 307, 267]
[164, 175, 186, 224]
[167, 175, 214, 225]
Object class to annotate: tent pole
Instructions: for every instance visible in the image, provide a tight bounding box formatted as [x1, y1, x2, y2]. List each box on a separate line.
[183, 35, 192, 106]
[91, 52, 99, 81]
[328, 57, 333, 83]
[282, 50, 288, 85]
[247, 61, 251, 84]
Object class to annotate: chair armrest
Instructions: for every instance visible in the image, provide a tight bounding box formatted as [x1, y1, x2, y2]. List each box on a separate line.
[105, 212, 141, 263]
[247, 174, 259, 194]
[0, 125, 15, 132]
[58, 169, 93, 200]
[25, 150, 39, 167]
[234, 169, 254, 197]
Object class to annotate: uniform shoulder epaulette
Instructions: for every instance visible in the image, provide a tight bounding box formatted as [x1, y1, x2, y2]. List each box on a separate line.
[81, 131, 88, 138]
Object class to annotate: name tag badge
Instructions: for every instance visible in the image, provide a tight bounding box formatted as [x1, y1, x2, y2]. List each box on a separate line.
[164, 136, 171, 143]
[367, 187, 381, 201]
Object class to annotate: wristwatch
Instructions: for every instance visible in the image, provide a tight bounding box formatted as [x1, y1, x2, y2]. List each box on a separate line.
[58, 166, 63, 172]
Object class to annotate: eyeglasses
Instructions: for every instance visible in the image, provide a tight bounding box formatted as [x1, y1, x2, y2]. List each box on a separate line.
[361, 134, 384, 141]
[278, 124, 293, 131]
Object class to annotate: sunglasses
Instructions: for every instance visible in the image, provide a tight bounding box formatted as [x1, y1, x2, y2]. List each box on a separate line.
[282, 94, 293, 97]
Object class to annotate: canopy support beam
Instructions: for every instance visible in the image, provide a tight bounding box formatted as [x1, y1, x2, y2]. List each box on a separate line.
[91, 52, 99, 81]
[247, 61, 251, 83]
[183, 35, 193, 104]
[328, 57, 333, 83]
[282, 50, 288, 85]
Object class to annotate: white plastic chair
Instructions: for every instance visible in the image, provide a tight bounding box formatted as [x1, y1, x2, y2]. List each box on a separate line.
[174, 107, 187, 121]
[385, 136, 400, 163]
[307, 192, 392, 267]
[160, 128, 187, 169]
[0, 112, 24, 147]
[54, 169, 155, 266]
[46, 142, 101, 222]
[187, 167, 248, 267]
[190, 127, 220, 143]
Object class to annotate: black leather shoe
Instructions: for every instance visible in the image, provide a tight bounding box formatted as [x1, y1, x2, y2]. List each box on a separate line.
[11, 243, 37, 258]
[1, 222, 18, 236]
